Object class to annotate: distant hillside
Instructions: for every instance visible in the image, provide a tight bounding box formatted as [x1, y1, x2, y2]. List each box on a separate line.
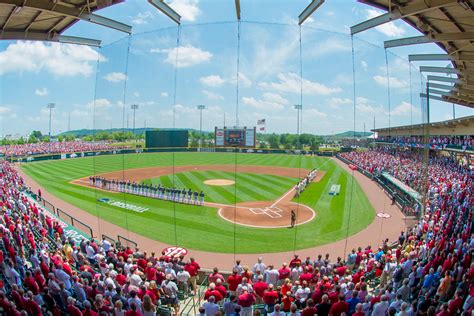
[325, 131, 373, 139]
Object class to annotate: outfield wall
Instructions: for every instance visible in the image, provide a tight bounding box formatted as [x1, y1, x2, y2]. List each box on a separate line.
[12, 147, 335, 163]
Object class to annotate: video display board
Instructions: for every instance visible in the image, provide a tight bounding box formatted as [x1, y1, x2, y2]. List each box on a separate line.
[215, 127, 256, 148]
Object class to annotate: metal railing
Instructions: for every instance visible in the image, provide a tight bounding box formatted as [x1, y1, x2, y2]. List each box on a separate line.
[117, 234, 138, 249]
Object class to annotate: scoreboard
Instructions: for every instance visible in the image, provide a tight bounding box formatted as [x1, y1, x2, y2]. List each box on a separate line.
[215, 126, 256, 147]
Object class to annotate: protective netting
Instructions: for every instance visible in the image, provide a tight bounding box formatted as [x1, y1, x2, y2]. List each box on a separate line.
[8, 21, 465, 266]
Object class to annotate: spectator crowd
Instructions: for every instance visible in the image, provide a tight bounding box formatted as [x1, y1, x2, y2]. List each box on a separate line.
[376, 136, 473, 151]
[0, 145, 472, 315]
[0, 141, 116, 158]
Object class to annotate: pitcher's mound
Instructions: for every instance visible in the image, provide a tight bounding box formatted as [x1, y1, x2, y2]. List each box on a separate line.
[204, 179, 235, 186]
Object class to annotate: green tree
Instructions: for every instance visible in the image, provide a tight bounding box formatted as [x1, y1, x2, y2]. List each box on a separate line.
[28, 134, 38, 143]
[31, 130, 43, 140]
[268, 134, 280, 149]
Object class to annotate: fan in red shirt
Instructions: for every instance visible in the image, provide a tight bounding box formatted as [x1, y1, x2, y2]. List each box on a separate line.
[278, 263, 291, 281]
[253, 275, 268, 297]
[263, 284, 279, 306]
[184, 257, 200, 294]
[302, 298, 318, 316]
[299, 266, 313, 284]
[289, 254, 302, 268]
[329, 294, 349, 316]
[227, 269, 243, 295]
[204, 283, 223, 302]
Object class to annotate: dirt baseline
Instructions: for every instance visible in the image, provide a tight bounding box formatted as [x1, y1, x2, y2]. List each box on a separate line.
[72, 165, 324, 228]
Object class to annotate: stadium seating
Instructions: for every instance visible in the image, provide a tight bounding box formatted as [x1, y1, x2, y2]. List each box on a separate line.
[0, 145, 472, 315]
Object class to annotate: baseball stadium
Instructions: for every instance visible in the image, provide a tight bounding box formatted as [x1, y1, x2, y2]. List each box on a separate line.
[0, 1, 472, 315]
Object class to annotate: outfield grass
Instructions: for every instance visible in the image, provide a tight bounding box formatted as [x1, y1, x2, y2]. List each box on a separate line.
[21, 152, 375, 253]
[142, 171, 297, 204]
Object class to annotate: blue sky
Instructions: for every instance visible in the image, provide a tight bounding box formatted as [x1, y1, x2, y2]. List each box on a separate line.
[0, 0, 472, 137]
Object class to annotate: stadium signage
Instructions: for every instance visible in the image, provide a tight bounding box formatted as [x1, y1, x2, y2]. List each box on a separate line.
[162, 246, 188, 258]
[23, 194, 90, 243]
[98, 198, 148, 213]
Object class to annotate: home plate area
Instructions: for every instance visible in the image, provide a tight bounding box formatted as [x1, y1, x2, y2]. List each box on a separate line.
[249, 206, 284, 218]
[219, 200, 314, 228]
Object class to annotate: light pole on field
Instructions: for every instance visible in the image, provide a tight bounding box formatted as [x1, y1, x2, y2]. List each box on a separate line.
[293, 104, 302, 135]
[47, 102, 55, 139]
[197, 105, 206, 149]
[131, 104, 139, 142]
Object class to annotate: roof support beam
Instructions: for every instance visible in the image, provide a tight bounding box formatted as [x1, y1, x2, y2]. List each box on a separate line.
[0, 31, 101, 47]
[148, 0, 181, 24]
[420, 93, 446, 102]
[420, 66, 460, 74]
[428, 88, 452, 96]
[1, 6, 16, 30]
[384, 32, 474, 48]
[235, 0, 241, 20]
[299, 0, 325, 25]
[428, 82, 453, 90]
[0, 0, 132, 33]
[350, 0, 457, 35]
[427, 75, 460, 83]
[408, 54, 451, 62]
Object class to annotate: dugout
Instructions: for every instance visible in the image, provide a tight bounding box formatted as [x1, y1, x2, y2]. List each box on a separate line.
[145, 130, 189, 148]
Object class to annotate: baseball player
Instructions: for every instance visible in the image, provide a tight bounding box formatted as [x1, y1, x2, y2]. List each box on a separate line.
[187, 188, 192, 203]
[199, 191, 204, 206]
[290, 210, 296, 228]
[193, 191, 198, 204]
[181, 188, 187, 203]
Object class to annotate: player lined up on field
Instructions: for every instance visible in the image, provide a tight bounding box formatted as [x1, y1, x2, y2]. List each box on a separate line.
[89, 176, 205, 206]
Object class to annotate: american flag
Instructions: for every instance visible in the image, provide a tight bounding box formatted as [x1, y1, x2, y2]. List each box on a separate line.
[257, 119, 266, 125]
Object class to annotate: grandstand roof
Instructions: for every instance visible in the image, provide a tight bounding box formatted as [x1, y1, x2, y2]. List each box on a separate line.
[358, 0, 474, 108]
[372, 114, 473, 134]
[0, 0, 131, 46]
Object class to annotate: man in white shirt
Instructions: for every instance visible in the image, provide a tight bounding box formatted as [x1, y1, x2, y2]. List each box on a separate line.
[253, 257, 266, 274]
[177, 269, 190, 293]
[264, 264, 279, 286]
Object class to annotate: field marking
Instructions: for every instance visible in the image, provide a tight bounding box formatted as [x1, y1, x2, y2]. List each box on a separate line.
[217, 205, 315, 229]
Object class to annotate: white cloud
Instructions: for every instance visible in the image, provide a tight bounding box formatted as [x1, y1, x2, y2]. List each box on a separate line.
[152, 45, 212, 68]
[133, 92, 140, 98]
[356, 97, 383, 114]
[261, 92, 289, 105]
[199, 75, 225, 87]
[328, 97, 352, 109]
[86, 98, 112, 109]
[304, 108, 327, 119]
[0, 41, 104, 76]
[366, 9, 405, 37]
[131, 11, 154, 25]
[259, 73, 341, 95]
[161, 92, 169, 98]
[0, 106, 11, 114]
[373, 75, 408, 89]
[166, 0, 201, 22]
[104, 72, 127, 83]
[242, 92, 289, 110]
[202, 90, 224, 101]
[238, 72, 252, 87]
[390, 101, 420, 116]
[306, 38, 352, 59]
[361, 60, 368, 72]
[35, 88, 49, 96]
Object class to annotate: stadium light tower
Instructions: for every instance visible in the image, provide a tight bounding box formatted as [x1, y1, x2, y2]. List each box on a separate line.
[197, 104, 206, 148]
[293, 104, 302, 135]
[47, 103, 55, 139]
[131, 104, 139, 137]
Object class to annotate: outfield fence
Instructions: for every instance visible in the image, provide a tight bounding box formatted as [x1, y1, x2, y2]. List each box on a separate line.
[13, 146, 338, 163]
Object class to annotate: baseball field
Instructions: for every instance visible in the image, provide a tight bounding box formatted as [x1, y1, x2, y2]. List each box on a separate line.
[20, 152, 375, 253]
